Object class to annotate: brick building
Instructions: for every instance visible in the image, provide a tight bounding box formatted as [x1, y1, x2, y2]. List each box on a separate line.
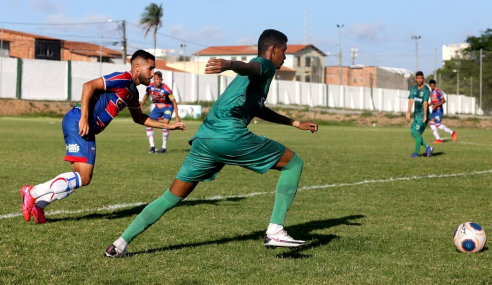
[0, 28, 121, 62]
[325, 65, 414, 90]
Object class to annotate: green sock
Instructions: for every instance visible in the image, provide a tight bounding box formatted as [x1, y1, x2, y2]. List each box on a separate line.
[121, 189, 183, 243]
[421, 138, 428, 148]
[412, 132, 422, 153]
[269, 154, 304, 226]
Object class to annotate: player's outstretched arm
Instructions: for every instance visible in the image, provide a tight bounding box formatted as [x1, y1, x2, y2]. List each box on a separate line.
[79, 78, 105, 136]
[257, 107, 318, 133]
[205, 59, 261, 76]
[129, 108, 186, 131]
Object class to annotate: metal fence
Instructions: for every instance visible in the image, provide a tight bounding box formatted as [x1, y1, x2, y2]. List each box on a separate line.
[435, 50, 492, 115]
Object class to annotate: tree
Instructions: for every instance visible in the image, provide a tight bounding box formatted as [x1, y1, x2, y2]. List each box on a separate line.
[464, 28, 492, 52]
[140, 3, 164, 56]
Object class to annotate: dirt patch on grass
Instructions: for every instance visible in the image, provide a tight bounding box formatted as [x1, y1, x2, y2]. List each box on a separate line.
[1, 99, 491, 129]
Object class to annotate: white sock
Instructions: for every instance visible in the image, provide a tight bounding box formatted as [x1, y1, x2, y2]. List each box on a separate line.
[429, 123, 440, 140]
[146, 128, 155, 147]
[162, 129, 169, 149]
[35, 191, 76, 209]
[30, 172, 81, 199]
[438, 124, 453, 135]
[114, 237, 128, 252]
[267, 223, 284, 234]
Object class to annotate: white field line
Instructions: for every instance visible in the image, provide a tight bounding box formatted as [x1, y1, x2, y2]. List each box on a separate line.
[2, 169, 492, 220]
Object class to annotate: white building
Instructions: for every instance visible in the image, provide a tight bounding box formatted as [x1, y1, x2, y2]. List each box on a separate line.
[442, 43, 470, 64]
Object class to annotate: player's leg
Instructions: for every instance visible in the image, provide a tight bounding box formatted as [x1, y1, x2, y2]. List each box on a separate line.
[436, 113, 456, 141]
[410, 121, 421, 157]
[146, 107, 163, 153]
[156, 107, 173, 153]
[106, 139, 222, 257]
[429, 117, 442, 143]
[264, 148, 306, 248]
[21, 109, 93, 223]
[419, 122, 433, 157]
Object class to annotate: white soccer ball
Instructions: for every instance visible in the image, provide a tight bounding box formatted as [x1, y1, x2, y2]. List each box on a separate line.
[453, 222, 486, 253]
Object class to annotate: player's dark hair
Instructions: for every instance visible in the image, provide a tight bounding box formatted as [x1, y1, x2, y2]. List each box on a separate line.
[429, 79, 436, 84]
[130, 50, 155, 63]
[415, 71, 424, 77]
[258, 29, 288, 55]
[154, 71, 162, 78]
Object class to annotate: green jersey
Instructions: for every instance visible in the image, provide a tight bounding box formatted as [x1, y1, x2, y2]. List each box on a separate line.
[192, 57, 276, 140]
[408, 84, 430, 121]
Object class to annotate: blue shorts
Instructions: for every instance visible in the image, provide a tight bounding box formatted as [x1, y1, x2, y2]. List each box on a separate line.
[62, 108, 96, 165]
[431, 110, 443, 123]
[150, 106, 174, 121]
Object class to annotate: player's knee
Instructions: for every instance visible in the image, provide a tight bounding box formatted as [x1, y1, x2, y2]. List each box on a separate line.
[79, 173, 92, 186]
[284, 153, 303, 171]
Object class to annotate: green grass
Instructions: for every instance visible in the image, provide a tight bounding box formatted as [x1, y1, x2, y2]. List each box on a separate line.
[1, 117, 492, 284]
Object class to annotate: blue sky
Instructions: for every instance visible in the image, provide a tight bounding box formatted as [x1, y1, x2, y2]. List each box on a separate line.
[1, 0, 489, 75]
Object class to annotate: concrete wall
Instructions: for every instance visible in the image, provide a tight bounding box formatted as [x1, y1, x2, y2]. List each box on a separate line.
[0, 58, 480, 115]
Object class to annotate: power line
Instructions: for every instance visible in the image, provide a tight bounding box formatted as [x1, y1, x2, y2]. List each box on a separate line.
[0, 21, 114, 26]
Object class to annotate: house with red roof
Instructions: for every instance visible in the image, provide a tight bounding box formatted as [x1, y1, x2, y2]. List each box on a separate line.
[192, 44, 326, 82]
[0, 28, 122, 63]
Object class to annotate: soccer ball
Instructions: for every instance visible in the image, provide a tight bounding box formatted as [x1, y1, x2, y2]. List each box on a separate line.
[453, 222, 486, 253]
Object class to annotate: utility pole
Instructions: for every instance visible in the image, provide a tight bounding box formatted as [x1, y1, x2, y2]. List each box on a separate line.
[411, 35, 421, 71]
[122, 20, 127, 64]
[337, 24, 344, 86]
[480, 48, 483, 113]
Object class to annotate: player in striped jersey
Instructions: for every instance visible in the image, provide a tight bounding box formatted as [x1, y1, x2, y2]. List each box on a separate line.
[428, 79, 457, 143]
[19, 50, 186, 224]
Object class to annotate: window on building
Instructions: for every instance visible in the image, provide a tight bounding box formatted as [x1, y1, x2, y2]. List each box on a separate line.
[231, 56, 236, 61]
[296, 56, 301, 67]
[305, 56, 311, 67]
[0, 41, 10, 57]
[241, 56, 247, 61]
[305, 75, 311, 82]
[296, 75, 301, 82]
[35, 39, 61, 60]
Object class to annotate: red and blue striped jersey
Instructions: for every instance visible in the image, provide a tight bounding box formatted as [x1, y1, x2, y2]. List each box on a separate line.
[89, 71, 140, 134]
[146, 83, 174, 108]
[430, 88, 444, 111]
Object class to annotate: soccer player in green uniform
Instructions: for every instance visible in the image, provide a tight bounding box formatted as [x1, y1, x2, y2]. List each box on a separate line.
[406, 71, 433, 157]
[105, 29, 319, 257]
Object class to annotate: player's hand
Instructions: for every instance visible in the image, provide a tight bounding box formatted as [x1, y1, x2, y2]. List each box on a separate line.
[406, 112, 411, 120]
[297, 121, 318, 133]
[205, 59, 231, 74]
[175, 116, 181, 123]
[167, 122, 187, 132]
[423, 115, 427, 123]
[78, 119, 90, 136]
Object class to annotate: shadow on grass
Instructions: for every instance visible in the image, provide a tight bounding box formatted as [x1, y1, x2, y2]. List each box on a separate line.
[47, 197, 245, 223]
[128, 215, 365, 259]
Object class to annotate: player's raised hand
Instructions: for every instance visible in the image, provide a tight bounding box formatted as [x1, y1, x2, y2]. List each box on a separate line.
[406, 112, 411, 120]
[297, 121, 318, 133]
[205, 59, 231, 74]
[78, 119, 90, 136]
[167, 122, 187, 132]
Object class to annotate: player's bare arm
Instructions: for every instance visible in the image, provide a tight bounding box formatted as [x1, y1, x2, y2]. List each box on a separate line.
[79, 78, 105, 136]
[129, 107, 186, 131]
[205, 59, 261, 76]
[257, 107, 318, 133]
[140, 93, 149, 110]
[432, 97, 446, 110]
[423, 101, 428, 123]
[406, 99, 414, 120]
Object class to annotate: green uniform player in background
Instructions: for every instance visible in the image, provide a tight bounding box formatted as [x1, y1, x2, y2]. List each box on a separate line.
[105, 29, 319, 257]
[406, 71, 433, 157]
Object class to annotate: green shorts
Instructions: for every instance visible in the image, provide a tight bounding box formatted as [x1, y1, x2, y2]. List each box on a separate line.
[176, 132, 286, 183]
[411, 120, 427, 135]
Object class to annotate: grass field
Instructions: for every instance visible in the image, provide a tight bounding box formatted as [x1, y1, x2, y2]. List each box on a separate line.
[1, 116, 492, 284]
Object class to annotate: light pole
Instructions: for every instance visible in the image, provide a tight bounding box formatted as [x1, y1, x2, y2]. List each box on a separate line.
[350, 48, 359, 66]
[108, 19, 127, 64]
[411, 35, 421, 71]
[337, 24, 344, 86]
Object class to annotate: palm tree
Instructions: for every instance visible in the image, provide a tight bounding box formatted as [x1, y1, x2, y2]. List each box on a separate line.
[140, 3, 164, 56]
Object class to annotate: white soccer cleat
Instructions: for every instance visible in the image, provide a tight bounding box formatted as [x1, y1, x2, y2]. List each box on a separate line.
[263, 229, 306, 248]
[104, 244, 127, 258]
